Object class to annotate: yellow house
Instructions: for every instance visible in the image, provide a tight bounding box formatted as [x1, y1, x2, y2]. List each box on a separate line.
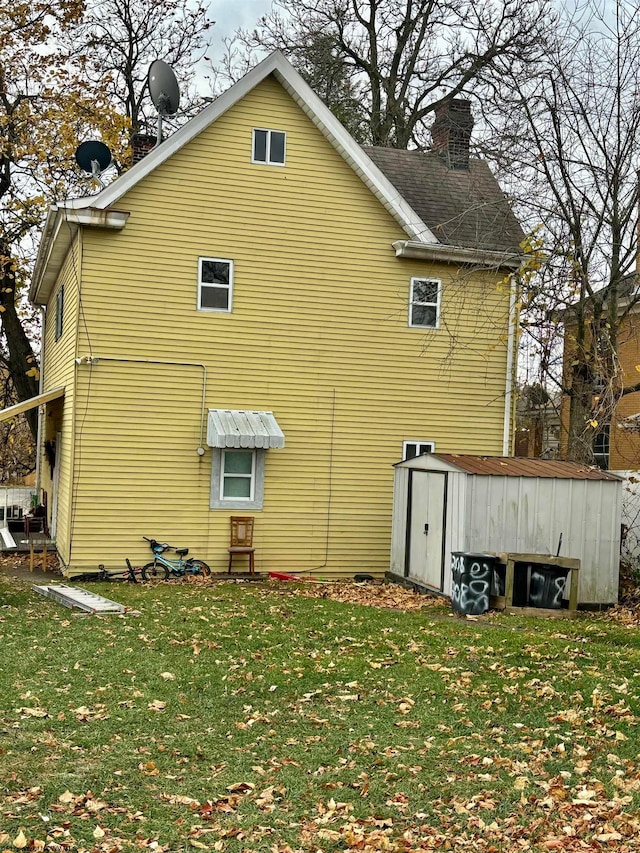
[25, 51, 523, 577]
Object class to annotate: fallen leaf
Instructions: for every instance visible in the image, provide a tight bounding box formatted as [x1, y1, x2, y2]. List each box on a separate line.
[12, 831, 27, 850]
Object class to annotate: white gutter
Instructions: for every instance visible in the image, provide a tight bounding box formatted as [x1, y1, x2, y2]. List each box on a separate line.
[393, 239, 523, 270]
[503, 275, 519, 455]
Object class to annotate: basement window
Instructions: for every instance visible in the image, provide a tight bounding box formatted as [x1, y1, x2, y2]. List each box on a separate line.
[403, 440, 435, 460]
[409, 278, 440, 328]
[252, 129, 286, 165]
[198, 258, 233, 312]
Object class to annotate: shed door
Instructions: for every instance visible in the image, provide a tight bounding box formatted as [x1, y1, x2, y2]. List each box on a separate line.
[406, 470, 446, 590]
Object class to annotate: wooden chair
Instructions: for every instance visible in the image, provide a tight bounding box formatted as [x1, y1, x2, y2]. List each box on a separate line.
[228, 516, 255, 574]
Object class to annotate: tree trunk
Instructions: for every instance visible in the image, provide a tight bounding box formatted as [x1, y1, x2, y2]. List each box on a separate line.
[566, 363, 595, 464]
[0, 247, 40, 440]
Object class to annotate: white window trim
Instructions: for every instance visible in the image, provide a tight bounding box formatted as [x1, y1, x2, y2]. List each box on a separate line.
[403, 440, 435, 460]
[210, 448, 265, 510]
[252, 128, 286, 166]
[408, 277, 441, 329]
[197, 257, 234, 313]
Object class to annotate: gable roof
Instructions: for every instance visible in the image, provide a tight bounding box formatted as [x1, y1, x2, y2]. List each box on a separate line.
[363, 147, 524, 254]
[31, 50, 523, 304]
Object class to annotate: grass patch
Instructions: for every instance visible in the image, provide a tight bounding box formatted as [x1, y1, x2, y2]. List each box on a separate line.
[1, 575, 639, 851]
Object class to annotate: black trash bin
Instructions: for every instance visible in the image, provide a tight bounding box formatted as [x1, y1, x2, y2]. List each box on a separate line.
[451, 552, 497, 615]
[528, 564, 569, 609]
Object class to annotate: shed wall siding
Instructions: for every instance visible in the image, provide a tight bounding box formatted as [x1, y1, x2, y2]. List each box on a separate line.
[64, 75, 511, 573]
[465, 475, 620, 603]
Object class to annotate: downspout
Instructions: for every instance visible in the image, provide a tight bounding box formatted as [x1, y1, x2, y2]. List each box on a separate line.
[35, 306, 46, 496]
[503, 274, 518, 455]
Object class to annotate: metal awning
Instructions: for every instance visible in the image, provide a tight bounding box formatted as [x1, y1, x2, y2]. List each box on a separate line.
[207, 409, 285, 449]
[0, 387, 65, 423]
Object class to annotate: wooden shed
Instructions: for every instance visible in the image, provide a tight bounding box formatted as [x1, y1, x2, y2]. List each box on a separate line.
[390, 454, 622, 607]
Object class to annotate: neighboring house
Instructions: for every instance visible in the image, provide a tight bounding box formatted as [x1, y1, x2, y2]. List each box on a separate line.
[18, 51, 523, 576]
[514, 385, 561, 459]
[560, 282, 640, 471]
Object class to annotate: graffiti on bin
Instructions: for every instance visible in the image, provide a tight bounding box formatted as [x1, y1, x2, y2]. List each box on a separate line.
[529, 567, 567, 609]
[451, 554, 492, 615]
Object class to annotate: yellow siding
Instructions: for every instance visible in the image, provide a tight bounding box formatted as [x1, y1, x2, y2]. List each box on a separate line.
[61, 74, 511, 574]
[41, 236, 81, 563]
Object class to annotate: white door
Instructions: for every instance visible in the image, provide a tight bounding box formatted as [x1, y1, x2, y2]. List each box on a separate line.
[406, 471, 446, 590]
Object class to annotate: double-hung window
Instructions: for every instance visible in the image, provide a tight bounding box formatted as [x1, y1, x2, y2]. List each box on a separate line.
[198, 258, 233, 312]
[409, 278, 440, 328]
[593, 425, 610, 470]
[210, 449, 266, 510]
[252, 129, 286, 165]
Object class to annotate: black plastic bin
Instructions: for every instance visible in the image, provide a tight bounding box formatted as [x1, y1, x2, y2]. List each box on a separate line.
[528, 564, 569, 609]
[451, 552, 497, 615]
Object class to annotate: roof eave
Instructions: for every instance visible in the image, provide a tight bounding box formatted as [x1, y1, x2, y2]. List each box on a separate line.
[30, 207, 129, 305]
[393, 239, 523, 270]
[49, 52, 438, 245]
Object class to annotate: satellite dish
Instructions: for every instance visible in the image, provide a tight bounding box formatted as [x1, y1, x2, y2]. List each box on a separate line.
[75, 140, 112, 177]
[148, 59, 180, 116]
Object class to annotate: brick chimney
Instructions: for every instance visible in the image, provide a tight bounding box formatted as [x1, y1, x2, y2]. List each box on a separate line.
[431, 99, 474, 170]
[131, 133, 157, 165]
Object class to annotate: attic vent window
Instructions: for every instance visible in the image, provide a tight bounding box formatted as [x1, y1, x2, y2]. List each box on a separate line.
[252, 129, 286, 165]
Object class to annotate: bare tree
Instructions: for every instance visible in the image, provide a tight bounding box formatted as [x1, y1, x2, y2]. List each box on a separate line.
[216, 0, 554, 148]
[502, 1, 640, 464]
[65, 0, 214, 141]
[0, 2, 127, 441]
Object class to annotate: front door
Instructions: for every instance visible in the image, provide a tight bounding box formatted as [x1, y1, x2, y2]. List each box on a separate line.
[406, 470, 446, 590]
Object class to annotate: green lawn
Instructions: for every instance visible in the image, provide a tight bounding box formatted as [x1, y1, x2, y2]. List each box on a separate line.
[1, 575, 639, 852]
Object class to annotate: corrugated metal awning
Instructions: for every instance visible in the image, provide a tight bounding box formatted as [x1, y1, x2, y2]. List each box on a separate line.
[0, 387, 65, 424]
[207, 409, 285, 449]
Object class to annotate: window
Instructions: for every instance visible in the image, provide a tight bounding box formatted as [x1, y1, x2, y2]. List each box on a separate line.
[210, 449, 265, 510]
[409, 278, 440, 328]
[252, 129, 286, 165]
[55, 285, 64, 340]
[198, 258, 233, 312]
[403, 440, 435, 460]
[593, 425, 610, 470]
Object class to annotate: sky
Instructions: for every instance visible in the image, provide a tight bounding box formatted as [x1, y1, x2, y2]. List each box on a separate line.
[208, 0, 274, 53]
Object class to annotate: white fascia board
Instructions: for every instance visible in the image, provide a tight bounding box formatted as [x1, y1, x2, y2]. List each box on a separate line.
[55, 51, 437, 243]
[30, 206, 129, 305]
[393, 239, 523, 270]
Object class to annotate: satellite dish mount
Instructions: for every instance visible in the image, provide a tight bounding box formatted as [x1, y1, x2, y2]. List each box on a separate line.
[75, 140, 112, 186]
[148, 59, 181, 145]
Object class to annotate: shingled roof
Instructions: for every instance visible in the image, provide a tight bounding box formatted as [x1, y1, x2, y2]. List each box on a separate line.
[363, 147, 524, 254]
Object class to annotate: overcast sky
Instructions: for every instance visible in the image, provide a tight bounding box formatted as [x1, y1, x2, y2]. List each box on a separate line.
[209, 0, 274, 52]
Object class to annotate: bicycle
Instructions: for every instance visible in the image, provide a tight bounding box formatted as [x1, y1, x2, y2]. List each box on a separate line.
[74, 559, 142, 583]
[141, 536, 211, 581]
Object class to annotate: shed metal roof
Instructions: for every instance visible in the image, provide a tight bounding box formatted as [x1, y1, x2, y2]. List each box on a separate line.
[434, 454, 619, 480]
